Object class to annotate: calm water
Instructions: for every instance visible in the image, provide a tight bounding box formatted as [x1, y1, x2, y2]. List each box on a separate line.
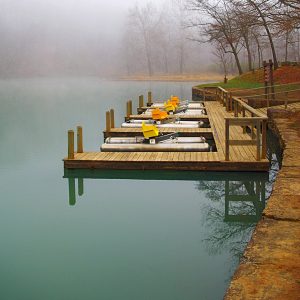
[0, 78, 279, 300]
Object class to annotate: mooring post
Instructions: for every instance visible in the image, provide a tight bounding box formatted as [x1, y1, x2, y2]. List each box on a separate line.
[139, 95, 144, 108]
[147, 91, 152, 106]
[110, 108, 115, 128]
[106, 111, 111, 133]
[225, 119, 230, 161]
[77, 126, 83, 153]
[68, 130, 74, 159]
[129, 100, 132, 116]
[126, 101, 130, 118]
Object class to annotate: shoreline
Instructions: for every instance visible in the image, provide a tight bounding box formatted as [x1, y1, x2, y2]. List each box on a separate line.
[116, 73, 225, 82]
[225, 108, 300, 299]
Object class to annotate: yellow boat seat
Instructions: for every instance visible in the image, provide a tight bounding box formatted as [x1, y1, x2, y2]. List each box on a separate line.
[164, 101, 176, 112]
[142, 121, 159, 139]
[170, 95, 180, 106]
[152, 108, 168, 120]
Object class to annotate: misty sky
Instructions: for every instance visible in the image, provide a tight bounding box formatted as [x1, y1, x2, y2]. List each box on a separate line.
[0, 0, 210, 77]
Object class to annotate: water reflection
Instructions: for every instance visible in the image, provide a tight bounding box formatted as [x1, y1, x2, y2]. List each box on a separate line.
[64, 170, 268, 223]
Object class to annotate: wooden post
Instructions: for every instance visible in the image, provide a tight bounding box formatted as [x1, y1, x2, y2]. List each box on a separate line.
[261, 119, 267, 159]
[229, 92, 233, 111]
[110, 108, 115, 128]
[234, 100, 238, 117]
[77, 126, 83, 153]
[147, 91, 152, 106]
[203, 88, 206, 101]
[126, 101, 130, 117]
[106, 111, 111, 133]
[139, 95, 144, 108]
[225, 92, 229, 111]
[128, 100, 132, 115]
[68, 130, 74, 159]
[221, 90, 223, 105]
[256, 120, 261, 161]
[251, 113, 255, 140]
[78, 178, 84, 196]
[242, 107, 246, 134]
[225, 119, 230, 161]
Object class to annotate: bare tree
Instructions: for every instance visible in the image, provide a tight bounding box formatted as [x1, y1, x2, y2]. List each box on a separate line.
[189, 0, 244, 74]
[128, 3, 163, 76]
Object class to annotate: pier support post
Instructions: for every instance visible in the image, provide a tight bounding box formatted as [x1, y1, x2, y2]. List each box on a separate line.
[77, 126, 83, 153]
[106, 111, 111, 133]
[139, 95, 144, 108]
[147, 91, 152, 106]
[68, 130, 74, 159]
[110, 109, 115, 128]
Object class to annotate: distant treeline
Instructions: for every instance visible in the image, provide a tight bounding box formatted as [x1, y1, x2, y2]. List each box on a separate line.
[121, 0, 300, 76]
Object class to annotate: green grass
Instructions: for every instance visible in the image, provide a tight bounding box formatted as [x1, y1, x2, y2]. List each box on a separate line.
[197, 77, 264, 90]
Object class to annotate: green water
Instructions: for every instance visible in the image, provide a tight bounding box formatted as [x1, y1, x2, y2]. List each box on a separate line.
[0, 78, 278, 300]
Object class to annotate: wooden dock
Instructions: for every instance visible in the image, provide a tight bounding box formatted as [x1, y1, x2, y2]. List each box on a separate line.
[64, 91, 269, 171]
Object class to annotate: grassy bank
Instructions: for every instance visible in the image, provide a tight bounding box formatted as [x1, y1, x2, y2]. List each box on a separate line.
[197, 65, 300, 90]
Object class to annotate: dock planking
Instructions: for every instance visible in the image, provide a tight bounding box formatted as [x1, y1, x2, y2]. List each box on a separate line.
[64, 98, 269, 171]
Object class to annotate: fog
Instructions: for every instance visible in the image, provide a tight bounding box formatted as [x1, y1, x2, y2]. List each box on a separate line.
[0, 0, 211, 78]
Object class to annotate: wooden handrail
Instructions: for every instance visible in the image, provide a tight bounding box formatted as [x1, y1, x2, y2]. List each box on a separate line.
[225, 117, 266, 161]
[241, 88, 300, 99]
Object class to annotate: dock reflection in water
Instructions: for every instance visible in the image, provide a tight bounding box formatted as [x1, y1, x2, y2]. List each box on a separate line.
[64, 169, 268, 222]
[63, 169, 271, 298]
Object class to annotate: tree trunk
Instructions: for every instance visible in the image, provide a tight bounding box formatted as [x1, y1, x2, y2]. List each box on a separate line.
[285, 31, 289, 62]
[248, 0, 279, 69]
[229, 42, 243, 75]
[244, 36, 253, 71]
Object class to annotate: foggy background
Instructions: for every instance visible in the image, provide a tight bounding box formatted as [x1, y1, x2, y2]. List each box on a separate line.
[0, 0, 211, 78]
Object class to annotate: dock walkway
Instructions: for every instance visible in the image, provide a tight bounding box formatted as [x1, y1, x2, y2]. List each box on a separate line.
[64, 98, 269, 171]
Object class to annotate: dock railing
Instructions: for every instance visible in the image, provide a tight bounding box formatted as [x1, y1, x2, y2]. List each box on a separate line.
[214, 87, 268, 161]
